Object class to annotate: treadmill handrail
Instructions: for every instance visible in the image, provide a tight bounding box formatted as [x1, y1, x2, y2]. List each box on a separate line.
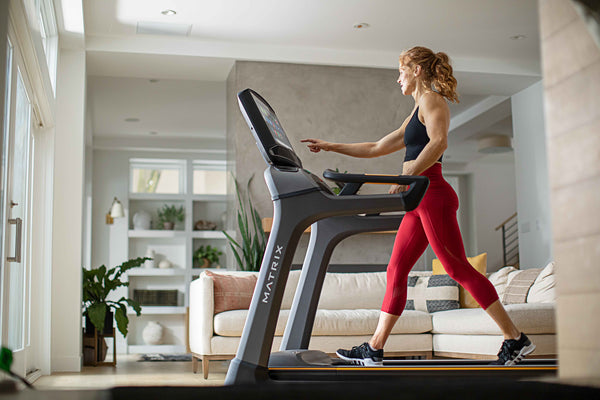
[323, 168, 426, 186]
[323, 169, 429, 208]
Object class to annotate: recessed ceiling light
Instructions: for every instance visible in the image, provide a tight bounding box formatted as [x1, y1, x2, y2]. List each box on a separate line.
[149, 131, 158, 135]
[149, 79, 159, 83]
[124, 118, 140, 122]
[510, 34, 526, 40]
[161, 9, 176, 16]
[353, 22, 370, 29]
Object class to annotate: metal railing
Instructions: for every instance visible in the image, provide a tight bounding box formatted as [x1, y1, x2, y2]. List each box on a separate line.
[495, 212, 519, 268]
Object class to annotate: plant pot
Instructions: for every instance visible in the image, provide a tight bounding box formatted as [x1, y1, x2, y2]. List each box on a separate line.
[163, 222, 175, 230]
[201, 258, 210, 268]
[85, 310, 114, 335]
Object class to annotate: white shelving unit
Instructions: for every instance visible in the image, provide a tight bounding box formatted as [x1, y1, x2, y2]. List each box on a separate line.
[123, 159, 229, 354]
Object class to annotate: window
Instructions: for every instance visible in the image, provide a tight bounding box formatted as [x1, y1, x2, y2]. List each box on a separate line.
[130, 159, 186, 194]
[36, 0, 58, 94]
[193, 160, 226, 195]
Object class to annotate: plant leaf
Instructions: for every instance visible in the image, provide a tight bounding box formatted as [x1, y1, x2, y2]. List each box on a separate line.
[115, 306, 128, 337]
[87, 302, 107, 333]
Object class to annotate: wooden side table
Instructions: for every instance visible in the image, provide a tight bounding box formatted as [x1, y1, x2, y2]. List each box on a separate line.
[82, 328, 117, 366]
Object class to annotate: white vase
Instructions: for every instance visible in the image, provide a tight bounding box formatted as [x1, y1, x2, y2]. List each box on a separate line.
[144, 248, 155, 268]
[142, 321, 163, 345]
[133, 211, 152, 230]
[158, 259, 172, 269]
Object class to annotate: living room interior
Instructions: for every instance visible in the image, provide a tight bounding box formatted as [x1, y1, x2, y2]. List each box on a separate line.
[1, 0, 599, 396]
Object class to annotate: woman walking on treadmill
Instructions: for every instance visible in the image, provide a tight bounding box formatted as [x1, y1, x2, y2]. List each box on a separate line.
[302, 46, 535, 366]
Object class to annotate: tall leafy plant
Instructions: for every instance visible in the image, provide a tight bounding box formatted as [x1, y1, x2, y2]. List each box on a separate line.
[82, 257, 149, 337]
[223, 176, 266, 271]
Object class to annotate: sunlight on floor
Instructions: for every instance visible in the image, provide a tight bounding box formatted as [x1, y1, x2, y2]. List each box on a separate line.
[34, 355, 227, 390]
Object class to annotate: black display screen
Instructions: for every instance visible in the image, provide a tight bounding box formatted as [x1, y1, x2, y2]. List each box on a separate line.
[237, 89, 302, 169]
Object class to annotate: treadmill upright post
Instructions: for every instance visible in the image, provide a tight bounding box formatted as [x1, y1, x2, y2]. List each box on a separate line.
[280, 215, 403, 351]
[225, 194, 312, 385]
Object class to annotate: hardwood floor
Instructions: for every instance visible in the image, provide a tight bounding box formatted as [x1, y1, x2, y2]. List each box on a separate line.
[33, 355, 227, 390]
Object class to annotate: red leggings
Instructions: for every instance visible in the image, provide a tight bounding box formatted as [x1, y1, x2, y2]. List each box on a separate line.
[381, 163, 499, 315]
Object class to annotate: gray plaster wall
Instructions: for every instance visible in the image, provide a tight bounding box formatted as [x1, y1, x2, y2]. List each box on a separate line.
[227, 61, 416, 266]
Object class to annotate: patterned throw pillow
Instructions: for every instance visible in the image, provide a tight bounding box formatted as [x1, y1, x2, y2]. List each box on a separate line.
[205, 271, 258, 314]
[405, 274, 460, 313]
[432, 253, 487, 308]
[501, 268, 541, 305]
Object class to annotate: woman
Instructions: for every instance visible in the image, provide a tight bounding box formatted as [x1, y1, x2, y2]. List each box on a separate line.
[301, 46, 535, 366]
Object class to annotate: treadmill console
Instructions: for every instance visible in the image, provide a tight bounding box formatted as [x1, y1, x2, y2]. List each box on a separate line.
[237, 89, 303, 169]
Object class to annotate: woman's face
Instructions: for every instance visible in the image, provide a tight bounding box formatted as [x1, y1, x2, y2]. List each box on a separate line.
[397, 63, 415, 96]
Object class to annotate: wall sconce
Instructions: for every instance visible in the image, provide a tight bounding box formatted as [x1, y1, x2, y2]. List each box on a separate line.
[106, 197, 125, 224]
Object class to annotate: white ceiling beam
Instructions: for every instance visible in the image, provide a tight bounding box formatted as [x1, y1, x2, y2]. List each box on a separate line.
[85, 34, 541, 77]
[448, 96, 512, 143]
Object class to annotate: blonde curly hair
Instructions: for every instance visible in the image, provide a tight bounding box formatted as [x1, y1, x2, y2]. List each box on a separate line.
[399, 46, 459, 103]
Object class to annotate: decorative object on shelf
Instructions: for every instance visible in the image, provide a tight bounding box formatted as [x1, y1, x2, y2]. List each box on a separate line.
[144, 248, 155, 268]
[157, 204, 184, 230]
[82, 257, 148, 338]
[193, 245, 222, 268]
[142, 321, 164, 345]
[223, 175, 266, 271]
[133, 289, 179, 306]
[194, 219, 217, 231]
[105, 197, 125, 225]
[158, 259, 172, 269]
[133, 210, 152, 230]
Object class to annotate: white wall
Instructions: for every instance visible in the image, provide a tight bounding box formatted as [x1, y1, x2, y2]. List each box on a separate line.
[463, 154, 518, 271]
[511, 81, 553, 269]
[51, 48, 86, 372]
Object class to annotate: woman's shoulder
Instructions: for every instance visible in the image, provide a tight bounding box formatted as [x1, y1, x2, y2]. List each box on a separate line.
[419, 92, 449, 113]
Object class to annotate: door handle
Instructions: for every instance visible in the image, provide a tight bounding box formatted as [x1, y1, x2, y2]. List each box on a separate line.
[7, 218, 22, 263]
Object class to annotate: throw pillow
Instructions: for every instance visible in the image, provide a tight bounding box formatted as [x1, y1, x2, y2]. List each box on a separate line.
[405, 274, 459, 313]
[488, 266, 519, 298]
[501, 268, 541, 305]
[205, 271, 258, 314]
[432, 252, 487, 308]
[527, 262, 556, 303]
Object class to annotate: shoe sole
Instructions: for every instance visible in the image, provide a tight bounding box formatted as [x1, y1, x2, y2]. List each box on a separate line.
[335, 351, 383, 367]
[505, 343, 536, 366]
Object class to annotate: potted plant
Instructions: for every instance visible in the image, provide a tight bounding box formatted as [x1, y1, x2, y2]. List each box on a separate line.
[157, 204, 184, 230]
[223, 175, 266, 271]
[193, 245, 223, 268]
[82, 257, 149, 338]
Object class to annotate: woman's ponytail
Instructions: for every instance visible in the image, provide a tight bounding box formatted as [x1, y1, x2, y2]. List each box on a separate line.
[399, 47, 459, 103]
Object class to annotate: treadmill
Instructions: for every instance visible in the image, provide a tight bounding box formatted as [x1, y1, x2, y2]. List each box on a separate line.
[225, 89, 557, 385]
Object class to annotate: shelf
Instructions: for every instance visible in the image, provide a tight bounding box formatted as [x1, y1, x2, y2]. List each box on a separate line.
[128, 344, 187, 354]
[261, 217, 398, 234]
[191, 268, 225, 275]
[128, 268, 186, 276]
[192, 194, 227, 202]
[128, 230, 186, 238]
[129, 193, 186, 201]
[130, 306, 187, 315]
[191, 230, 228, 239]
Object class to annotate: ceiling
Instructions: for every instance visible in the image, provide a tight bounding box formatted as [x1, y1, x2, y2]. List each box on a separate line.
[81, 0, 542, 163]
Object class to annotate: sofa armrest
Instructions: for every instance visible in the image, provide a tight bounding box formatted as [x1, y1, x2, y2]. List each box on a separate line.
[189, 272, 214, 355]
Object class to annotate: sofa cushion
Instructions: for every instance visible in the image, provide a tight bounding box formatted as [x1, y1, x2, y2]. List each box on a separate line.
[405, 275, 459, 313]
[317, 272, 387, 310]
[488, 266, 518, 298]
[204, 271, 257, 314]
[501, 268, 541, 304]
[527, 262, 556, 303]
[431, 303, 556, 335]
[213, 309, 432, 337]
[432, 253, 487, 308]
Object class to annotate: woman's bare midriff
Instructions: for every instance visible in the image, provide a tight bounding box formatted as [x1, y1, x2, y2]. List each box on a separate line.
[401, 160, 442, 176]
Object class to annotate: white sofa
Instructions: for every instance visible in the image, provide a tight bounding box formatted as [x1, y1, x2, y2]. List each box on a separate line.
[189, 263, 556, 378]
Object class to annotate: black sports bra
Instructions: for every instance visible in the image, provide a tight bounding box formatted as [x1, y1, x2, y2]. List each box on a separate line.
[403, 107, 443, 163]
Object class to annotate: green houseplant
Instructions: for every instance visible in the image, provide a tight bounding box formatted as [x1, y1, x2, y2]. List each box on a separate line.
[193, 245, 223, 268]
[157, 204, 184, 230]
[223, 176, 266, 271]
[82, 257, 149, 337]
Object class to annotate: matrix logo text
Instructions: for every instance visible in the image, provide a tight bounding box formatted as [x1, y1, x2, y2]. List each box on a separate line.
[262, 244, 284, 304]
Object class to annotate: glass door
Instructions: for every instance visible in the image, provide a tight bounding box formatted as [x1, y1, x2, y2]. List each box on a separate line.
[1, 39, 33, 378]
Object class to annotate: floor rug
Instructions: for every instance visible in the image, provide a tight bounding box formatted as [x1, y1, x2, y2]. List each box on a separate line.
[138, 354, 192, 362]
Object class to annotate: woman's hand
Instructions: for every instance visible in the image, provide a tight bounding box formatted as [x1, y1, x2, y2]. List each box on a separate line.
[301, 138, 330, 153]
[388, 184, 408, 194]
